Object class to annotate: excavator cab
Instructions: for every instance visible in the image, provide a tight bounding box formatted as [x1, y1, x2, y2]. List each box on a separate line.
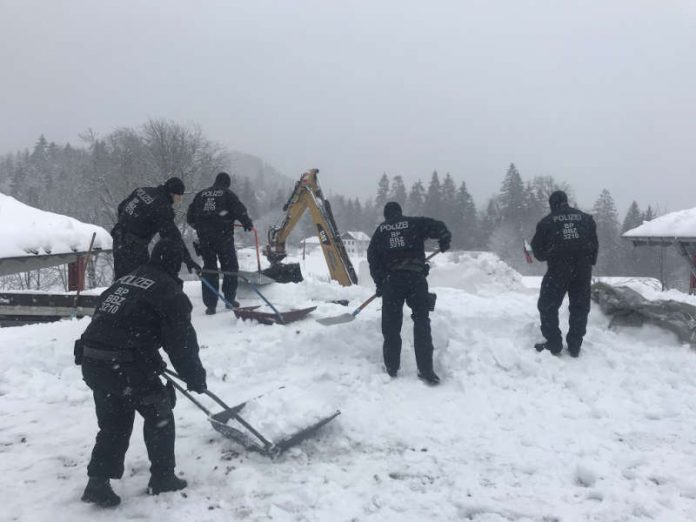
[262, 169, 358, 286]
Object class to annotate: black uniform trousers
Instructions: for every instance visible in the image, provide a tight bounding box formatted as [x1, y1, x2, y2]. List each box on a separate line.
[381, 271, 434, 374]
[538, 257, 593, 351]
[82, 364, 175, 479]
[198, 231, 239, 309]
[112, 231, 149, 280]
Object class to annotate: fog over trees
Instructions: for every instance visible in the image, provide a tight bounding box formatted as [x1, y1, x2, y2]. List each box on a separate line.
[0, 120, 689, 290]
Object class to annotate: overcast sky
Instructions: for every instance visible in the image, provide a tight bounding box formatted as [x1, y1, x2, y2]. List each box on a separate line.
[1, 0, 694, 214]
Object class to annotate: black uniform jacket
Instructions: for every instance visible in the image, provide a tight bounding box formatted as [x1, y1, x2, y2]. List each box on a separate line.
[112, 185, 193, 265]
[81, 263, 206, 388]
[367, 215, 451, 286]
[531, 204, 599, 265]
[186, 184, 252, 234]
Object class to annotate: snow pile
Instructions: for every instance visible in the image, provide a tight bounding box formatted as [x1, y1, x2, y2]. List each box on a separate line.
[0, 193, 112, 258]
[427, 251, 524, 294]
[623, 206, 696, 239]
[3, 251, 696, 519]
[229, 383, 339, 442]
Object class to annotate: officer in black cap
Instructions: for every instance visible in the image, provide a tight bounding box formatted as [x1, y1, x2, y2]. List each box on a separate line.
[187, 172, 254, 314]
[367, 201, 451, 385]
[111, 177, 200, 280]
[76, 238, 207, 507]
[531, 190, 598, 357]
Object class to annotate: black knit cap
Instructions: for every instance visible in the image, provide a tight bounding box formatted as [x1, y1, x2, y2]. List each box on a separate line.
[149, 238, 183, 276]
[549, 190, 568, 211]
[214, 172, 231, 188]
[164, 177, 185, 195]
[383, 201, 403, 220]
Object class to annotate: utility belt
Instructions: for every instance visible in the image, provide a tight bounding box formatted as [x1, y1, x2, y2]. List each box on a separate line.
[74, 339, 135, 365]
[388, 259, 429, 275]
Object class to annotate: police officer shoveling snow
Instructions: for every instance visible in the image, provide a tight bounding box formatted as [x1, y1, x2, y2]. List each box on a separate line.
[75, 238, 207, 507]
[186, 171, 254, 314]
[111, 177, 200, 280]
[367, 202, 451, 385]
[531, 190, 599, 357]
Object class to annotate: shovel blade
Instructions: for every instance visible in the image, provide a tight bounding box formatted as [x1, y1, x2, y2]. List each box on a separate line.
[316, 313, 356, 326]
[233, 305, 317, 325]
[209, 416, 268, 453]
[273, 410, 341, 453]
[209, 405, 340, 457]
[237, 271, 276, 286]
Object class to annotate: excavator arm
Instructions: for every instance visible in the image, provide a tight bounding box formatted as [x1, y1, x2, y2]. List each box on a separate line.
[264, 169, 358, 286]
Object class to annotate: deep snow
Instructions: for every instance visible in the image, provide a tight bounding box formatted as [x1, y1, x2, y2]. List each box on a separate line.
[623, 205, 696, 239]
[2, 250, 696, 521]
[0, 192, 112, 258]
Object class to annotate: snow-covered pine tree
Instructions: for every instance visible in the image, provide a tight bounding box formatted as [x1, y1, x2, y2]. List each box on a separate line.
[389, 175, 407, 209]
[375, 173, 390, 209]
[407, 180, 425, 216]
[592, 189, 622, 275]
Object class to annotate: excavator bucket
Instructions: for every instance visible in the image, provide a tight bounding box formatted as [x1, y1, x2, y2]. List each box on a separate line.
[262, 262, 303, 284]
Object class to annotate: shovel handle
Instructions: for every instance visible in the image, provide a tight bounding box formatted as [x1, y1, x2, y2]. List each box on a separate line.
[234, 224, 262, 273]
[161, 372, 213, 416]
[163, 369, 274, 450]
[200, 269, 285, 324]
[355, 249, 442, 317]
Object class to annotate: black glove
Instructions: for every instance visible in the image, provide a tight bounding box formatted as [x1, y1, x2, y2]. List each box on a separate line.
[439, 240, 450, 253]
[186, 259, 202, 274]
[165, 380, 177, 409]
[242, 219, 254, 232]
[187, 381, 207, 394]
[73, 339, 84, 366]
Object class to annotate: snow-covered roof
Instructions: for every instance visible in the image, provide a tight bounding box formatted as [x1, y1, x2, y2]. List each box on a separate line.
[0, 193, 112, 259]
[623, 206, 696, 242]
[301, 236, 321, 245]
[342, 231, 370, 241]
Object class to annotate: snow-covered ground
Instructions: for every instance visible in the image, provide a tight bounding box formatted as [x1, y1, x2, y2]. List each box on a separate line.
[2, 250, 696, 521]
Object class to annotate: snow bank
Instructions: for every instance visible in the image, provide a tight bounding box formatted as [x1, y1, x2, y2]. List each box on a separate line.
[623, 206, 696, 239]
[0, 193, 112, 258]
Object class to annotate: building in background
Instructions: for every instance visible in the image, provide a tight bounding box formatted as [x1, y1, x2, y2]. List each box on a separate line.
[341, 231, 371, 256]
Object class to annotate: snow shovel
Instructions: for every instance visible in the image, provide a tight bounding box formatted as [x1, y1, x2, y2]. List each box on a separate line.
[232, 224, 276, 286]
[316, 250, 441, 326]
[198, 271, 316, 325]
[162, 369, 340, 457]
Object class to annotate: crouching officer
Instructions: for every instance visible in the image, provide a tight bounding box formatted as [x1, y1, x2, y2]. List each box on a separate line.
[367, 202, 451, 385]
[75, 238, 207, 507]
[531, 190, 598, 357]
[187, 172, 254, 314]
[111, 177, 200, 280]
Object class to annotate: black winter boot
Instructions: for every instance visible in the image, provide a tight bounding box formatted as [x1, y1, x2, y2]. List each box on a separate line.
[205, 307, 216, 315]
[534, 342, 562, 355]
[81, 477, 121, 507]
[418, 370, 441, 386]
[384, 365, 398, 378]
[147, 473, 187, 495]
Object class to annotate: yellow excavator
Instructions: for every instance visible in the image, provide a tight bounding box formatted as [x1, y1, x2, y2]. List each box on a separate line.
[262, 169, 358, 286]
